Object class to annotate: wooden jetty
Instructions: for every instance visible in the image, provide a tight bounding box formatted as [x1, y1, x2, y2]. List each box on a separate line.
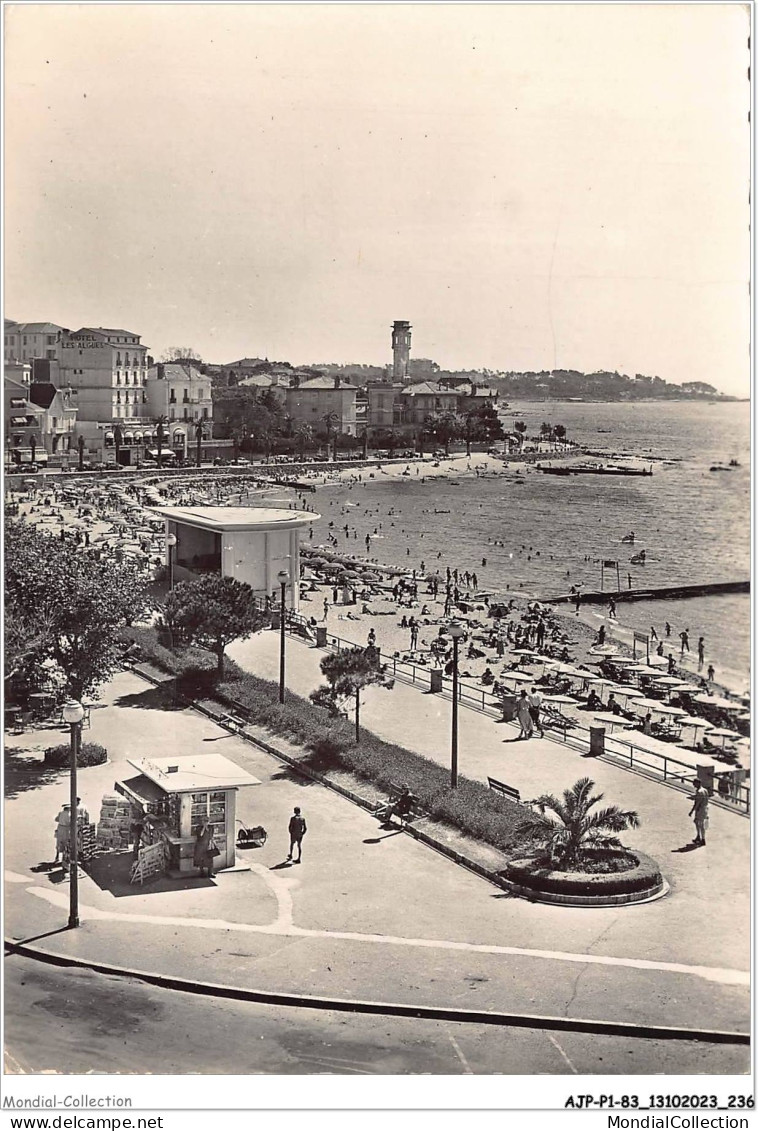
[544, 580, 749, 605]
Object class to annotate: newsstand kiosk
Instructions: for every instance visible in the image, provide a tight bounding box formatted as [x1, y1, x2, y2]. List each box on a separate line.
[114, 754, 260, 880]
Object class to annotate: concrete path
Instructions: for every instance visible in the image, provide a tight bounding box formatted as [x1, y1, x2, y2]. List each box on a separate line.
[3, 666, 749, 1068]
[228, 631, 751, 976]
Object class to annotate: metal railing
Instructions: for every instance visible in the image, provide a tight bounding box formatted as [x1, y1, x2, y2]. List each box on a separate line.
[280, 615, 750, 815]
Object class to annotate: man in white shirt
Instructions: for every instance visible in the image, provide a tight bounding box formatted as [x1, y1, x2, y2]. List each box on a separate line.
[527, 689, 544, 738]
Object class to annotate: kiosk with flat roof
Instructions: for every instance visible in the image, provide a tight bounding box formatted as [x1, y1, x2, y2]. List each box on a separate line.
[154, 505, 319, 610]
[115, 753, 260, 875]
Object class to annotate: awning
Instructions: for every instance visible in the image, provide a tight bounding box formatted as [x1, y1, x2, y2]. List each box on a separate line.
[133, 432, 143, 442]
[123, 431, 134, 441]
[172, 430, 186, 440]
[147, 448, 176, 458]
[10, 416, 28, 426]
[104, 431, 115, 442]
[115, 773, 169, 807]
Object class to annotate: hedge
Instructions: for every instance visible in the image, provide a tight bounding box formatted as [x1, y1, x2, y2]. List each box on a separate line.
[44, 742, 108, 769]
[504, 852, 663, 898]
[122, 627, 531, 854]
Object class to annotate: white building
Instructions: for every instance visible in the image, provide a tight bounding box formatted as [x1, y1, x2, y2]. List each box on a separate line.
[155, 506, 318, 610]
[145, 362, 213, 434]
[57, 326, 149, 422]
[4, 320, 67, 365]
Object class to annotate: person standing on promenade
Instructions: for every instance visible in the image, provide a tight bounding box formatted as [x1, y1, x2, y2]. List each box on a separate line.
[707, 663, 716, 682]
[667, 653, 676, 675]
[527, 688, 544, 737]
[367, 628, 376, 649]
[53, 802, 72, 865]
[608, 597, 617, 620]
[680, 628, 690, 656]
[689, 779, 710, 846]
[409, 617, 419, 651]
[650, 625, 658, 641]
[323, 597, 330, 621]
[516, 690, 534, 739]
[697, 637, 705, 670]
[573, 591, 581, 616]
[287, 807, 307, 863]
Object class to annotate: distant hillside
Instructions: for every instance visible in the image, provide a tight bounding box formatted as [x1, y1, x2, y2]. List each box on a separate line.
[487, 370, 732, 401]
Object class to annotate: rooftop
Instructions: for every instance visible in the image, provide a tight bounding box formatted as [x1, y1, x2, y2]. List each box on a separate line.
[8, 321, 67, 334]
[71, 327, 142, 340]
[154, 505, 319, 531]
[127, 754, 261, 794]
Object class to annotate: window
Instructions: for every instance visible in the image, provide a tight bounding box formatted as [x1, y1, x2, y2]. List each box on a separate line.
[47, 335, 56, 345]
[23, 336, 27, 345]
[184, 407, 189, 420]
[169, 391, 176, 403]
[46, 349, 56, 359]
[203, 407, 208, 419]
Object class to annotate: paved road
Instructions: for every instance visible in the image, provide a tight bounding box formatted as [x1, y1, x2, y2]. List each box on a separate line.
[4, 956, 746, 1076]
[3, 667, 750, 1077]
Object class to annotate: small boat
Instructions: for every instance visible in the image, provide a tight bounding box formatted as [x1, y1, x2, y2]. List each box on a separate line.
[630, 550, 647, 565]
[729, 459, 741, 467]
[709, 465, 732, 472]
[621, 532, 635, 544]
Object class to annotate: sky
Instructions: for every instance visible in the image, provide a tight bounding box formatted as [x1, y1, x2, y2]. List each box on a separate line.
[4, 3, 751, 394]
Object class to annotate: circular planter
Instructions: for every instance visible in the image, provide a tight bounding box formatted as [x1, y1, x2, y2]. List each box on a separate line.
[504, 851, 665, 907]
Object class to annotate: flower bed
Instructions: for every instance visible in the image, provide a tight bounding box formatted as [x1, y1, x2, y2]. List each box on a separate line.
[504, 851, 664, 906]
[43, 742, 108, 769]
[122, 627, 532, 855]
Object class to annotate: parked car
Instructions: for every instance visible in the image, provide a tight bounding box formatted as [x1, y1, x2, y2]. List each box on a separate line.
[432, 449, 447, 459]
[230, 457, 251, 467]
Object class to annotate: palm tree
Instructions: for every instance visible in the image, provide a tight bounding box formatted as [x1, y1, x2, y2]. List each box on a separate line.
[113, 424, 123, 466]
[294, 423, 313, 462]
[322, 411, 340, 461]
[194, 420, 204, 467]
[517, 777, 640, 869]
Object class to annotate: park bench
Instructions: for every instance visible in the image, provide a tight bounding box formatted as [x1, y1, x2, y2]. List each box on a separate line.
[217, 707, 250, 734]
[487, 776, 523, 804]
[374, 780, 428, 826]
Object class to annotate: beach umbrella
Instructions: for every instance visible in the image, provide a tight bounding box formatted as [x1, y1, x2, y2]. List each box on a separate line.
[693, 693, 737, 710]
[646, 654, 669, 667]
[706, 728, 743, 744]
[652, 676, 685, 687]
[591, 712, 629, 727]
[651, 703, 687, 716]
[677, 715, 714, 731]
[542, 694, 579, 705]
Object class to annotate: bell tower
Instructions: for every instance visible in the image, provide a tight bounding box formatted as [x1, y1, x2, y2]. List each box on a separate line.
[391, 320, 412, 380]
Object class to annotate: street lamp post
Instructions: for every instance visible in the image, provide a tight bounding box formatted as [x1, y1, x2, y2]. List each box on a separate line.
[277, 569, 289, 704]
[166, 531, 177, 590]
[62, 699, 85, 928]
[448, 622, 465, 789]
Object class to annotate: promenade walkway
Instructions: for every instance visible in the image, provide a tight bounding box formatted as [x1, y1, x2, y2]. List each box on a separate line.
[3, 664, 749, 1070]
[227, 631, 750, 977]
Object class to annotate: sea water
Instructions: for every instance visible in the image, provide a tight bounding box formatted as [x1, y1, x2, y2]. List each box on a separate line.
[263, 400, 751, 688]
